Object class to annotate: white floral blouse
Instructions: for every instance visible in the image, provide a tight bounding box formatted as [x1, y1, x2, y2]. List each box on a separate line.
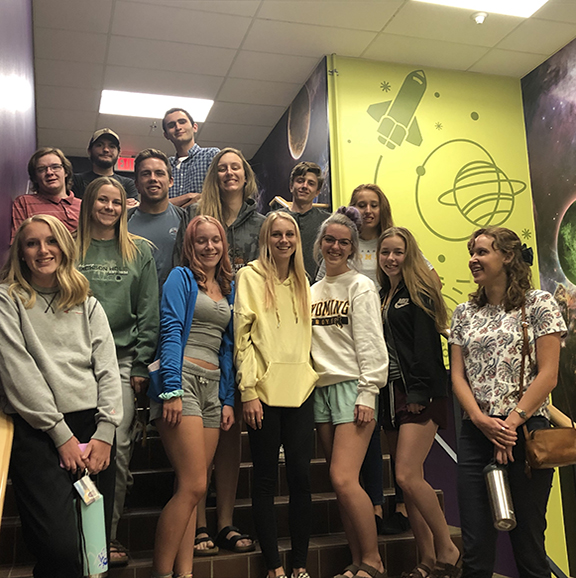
[449, 290, 566, 418]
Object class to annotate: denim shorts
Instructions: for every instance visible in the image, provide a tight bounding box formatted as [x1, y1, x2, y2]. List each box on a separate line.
[150, 360, 221, 428]
[314, 380, 378, 425]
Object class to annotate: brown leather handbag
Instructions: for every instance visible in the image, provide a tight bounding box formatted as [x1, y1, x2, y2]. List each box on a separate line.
[518, 303, 576, 472]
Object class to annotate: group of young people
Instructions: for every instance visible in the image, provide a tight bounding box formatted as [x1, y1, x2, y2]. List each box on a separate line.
[0, 146, 565, 578]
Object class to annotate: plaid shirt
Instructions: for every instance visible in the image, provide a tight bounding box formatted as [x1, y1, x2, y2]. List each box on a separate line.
[168, 143, 220, 199]
[11, 191, 82, 243]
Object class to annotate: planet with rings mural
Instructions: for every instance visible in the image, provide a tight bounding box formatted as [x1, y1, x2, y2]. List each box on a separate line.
[415, 139, 527, 241]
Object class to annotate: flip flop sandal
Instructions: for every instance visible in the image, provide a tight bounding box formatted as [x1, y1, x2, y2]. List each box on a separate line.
[215, 525, 256, 553]
[109, 539, 129, 567]
[194, 526, 219, 556]
[334, 564, 360, 578]
[354, 562, 388, 578]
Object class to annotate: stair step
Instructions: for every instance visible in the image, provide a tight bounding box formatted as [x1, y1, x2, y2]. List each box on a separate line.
[0, 527, 463, 578]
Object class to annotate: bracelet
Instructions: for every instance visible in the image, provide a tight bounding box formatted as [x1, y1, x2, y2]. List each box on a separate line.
[513, 406, 528, 421]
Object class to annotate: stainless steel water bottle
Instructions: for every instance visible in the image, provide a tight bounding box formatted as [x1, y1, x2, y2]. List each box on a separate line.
[483, 462, 517, 531]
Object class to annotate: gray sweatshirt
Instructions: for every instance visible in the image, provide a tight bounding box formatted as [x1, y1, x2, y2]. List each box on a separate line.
[0, 284, 122, 447]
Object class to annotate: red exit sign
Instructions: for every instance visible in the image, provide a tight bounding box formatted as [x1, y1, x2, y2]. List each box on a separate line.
[116, 157, 135, 172]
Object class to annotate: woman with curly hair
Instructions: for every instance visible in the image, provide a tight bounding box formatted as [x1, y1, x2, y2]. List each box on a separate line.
[310, 207, 388, 578]
[148, 215, 236, 578]
[0, 215, 122, 577]
[450, 227, 566, 578]
[378, 227, 460, 578]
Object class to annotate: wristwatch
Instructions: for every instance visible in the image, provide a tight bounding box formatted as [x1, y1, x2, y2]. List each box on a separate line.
[513, 406, 528, 421]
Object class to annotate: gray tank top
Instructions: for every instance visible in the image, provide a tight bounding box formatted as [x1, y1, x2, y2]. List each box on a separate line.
[184, 290, 231, 366]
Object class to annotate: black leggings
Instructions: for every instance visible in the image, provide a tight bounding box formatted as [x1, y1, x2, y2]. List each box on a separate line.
[10, 410, 116, 578]
[247, 395, 315, 570]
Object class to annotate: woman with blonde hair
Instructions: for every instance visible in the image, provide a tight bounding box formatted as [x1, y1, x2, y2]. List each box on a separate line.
[76, 176, 159, 566]
[235, 211, 318, 578]
[0, 215, 122, 577]
[378, 226, 459, 578]
[450, 227, 565, 578]
[189, 147, 264, 555]
[149, 215, 236, 578]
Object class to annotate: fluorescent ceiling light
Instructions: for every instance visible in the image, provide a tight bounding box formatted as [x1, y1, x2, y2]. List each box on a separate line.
[99, 90, 214, 121]
[412, 0, 550, 18]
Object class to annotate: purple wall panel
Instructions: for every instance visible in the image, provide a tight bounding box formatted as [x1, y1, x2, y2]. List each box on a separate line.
[0, 0, 36, 262]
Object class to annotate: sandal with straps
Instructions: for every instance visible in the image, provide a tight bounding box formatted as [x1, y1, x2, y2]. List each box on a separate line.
[215, 525, 256, 553]
[354, 562, 387, 578]
[402, 564, 433, 578]
[334, 565, 360, 578]
[194, 526, 219, 556]
[109, 539, 129, 567]
[432, 553, 463, 578]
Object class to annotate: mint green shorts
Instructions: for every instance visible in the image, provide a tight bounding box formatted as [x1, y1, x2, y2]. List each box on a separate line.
[314, 380, 378, 425]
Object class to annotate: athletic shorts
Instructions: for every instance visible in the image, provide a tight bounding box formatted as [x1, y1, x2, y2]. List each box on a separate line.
[150, 359, 221, 428]
[314, 380, 378, 425]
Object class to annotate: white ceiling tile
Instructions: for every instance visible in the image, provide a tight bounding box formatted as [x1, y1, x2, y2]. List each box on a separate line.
[363, 34, 489, 71]
[468, 48, 549, 77]
[35, 59, 104, 90]
[497, 18, 576, 54]
[217, 78, 301, 106]
[96, 114, 166, 138]
[103, 65, 224, 100]
[228, 51, 319, 83]
[240, 144, 259, 160]
[33, 0, 113, 33]
[112, 1, 251, 49]
[36, 85, 101, 111]
[257, 0, 404, 32]
[124, 0, 260, 17]
[34, 28, 108, 64]
[197, 123, 272, 145]
[37, 107, 98, 132]
[243, 19, 376, 57]
[383, 2, 522, 47]
[38, 128, 94, 151]
[106, 36, 236, 76]
[207, 102, 285, 127]
[534, 0, 576, 24]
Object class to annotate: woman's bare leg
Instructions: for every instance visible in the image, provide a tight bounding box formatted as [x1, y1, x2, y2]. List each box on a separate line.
[174, 427, 220, 574]
[330, 421, 384, 578]
[394, 421, 459, 567]
[153, 416, 209, 575]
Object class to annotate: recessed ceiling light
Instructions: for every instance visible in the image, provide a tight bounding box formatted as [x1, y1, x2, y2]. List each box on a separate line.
[412, 0, 550, 18]
[99, 90, 214, 121]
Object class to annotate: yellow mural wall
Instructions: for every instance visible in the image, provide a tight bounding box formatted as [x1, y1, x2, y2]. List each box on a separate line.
[327, 53, 568, 573]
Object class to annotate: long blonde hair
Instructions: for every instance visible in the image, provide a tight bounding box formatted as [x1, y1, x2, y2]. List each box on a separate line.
[77, 176, 141, 263]
[377, 227, 448, 332]
[198, 147, 258, 225]
[1, 215, 90, 310]
[258, 212, 309, 316]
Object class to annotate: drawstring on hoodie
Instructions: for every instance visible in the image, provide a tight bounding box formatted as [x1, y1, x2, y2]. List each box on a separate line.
[274, 278, 299, 328]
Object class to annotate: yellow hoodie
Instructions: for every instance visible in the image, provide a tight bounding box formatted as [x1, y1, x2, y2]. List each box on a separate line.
[234, 260, 318, 407]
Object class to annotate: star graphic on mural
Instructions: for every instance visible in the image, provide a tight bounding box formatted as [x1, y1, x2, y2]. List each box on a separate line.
[435, 122, 443, 130]
[521, 228, 532, 240]
[380, 81, 391, 92]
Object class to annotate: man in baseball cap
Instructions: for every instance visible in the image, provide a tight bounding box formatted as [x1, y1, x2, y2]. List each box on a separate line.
[72, 128, 139, 205]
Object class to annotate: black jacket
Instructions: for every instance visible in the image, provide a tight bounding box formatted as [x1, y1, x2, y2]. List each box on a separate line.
[381, 281, 448, 407]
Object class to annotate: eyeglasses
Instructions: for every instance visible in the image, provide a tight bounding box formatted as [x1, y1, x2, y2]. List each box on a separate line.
[322, 235, 351, 248]
[36, 164, 64, 174]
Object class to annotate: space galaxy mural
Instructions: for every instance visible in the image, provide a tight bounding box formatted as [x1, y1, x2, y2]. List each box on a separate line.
[522, 36, 576, 566]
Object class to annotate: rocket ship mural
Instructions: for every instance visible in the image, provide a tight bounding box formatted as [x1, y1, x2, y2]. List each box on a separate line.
[368, 70, 427, 150]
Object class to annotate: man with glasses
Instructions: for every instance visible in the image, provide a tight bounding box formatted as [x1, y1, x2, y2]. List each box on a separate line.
[72, 128, 139, 206]
[11, 147, 82, 243]
[162, 108, 219, 208]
